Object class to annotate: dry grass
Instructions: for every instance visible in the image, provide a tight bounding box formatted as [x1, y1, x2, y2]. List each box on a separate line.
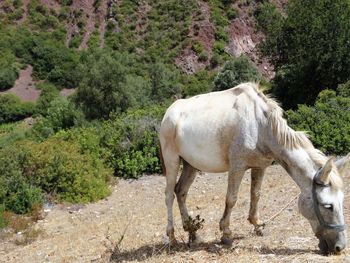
[1, 165, 350, 262]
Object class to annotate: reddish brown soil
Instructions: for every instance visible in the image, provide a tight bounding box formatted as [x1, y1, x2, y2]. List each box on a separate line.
[1, 165, 350, 262]
[78, 0, 95, 50]
[97, 0, 108, 48]
[0, 65, 41, 102]
[18, 0, 30, 25]
[41, 0, 61, 13]
[226, 3, 274, 79]
[175, 0, 215, 74]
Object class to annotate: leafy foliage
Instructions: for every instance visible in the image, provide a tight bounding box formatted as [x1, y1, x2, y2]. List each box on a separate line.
[0, 94, 35, 124]
[0, 50, 18, 90]
[19, 138, 112, 203]
[32, 97, 84, 139]
[74, 50, 150, 119]
[286, 84, 350, 155]
[214, 55, 261, 91]
[0, 147, 43, 214]
[261, 0, 350, 108]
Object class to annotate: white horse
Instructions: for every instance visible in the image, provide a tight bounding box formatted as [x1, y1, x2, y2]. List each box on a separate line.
[159, 82, 350, 254]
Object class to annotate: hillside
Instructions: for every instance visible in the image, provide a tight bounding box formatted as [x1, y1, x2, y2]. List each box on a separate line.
[0, 0, 281, 96]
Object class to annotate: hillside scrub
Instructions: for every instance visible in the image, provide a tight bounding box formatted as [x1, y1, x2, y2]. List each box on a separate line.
[214, 55, 261, 91]
[55, 105, 166, 179]
[286, 83, 350, 155]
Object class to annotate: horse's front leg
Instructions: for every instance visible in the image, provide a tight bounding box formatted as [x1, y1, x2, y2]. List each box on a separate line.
[175, 161, 199, 244]
[219, 169, 245, 245]
[248, 168, 266, 236]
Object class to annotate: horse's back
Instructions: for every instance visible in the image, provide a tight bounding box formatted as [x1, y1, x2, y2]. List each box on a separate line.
[160, 83, 262, 172]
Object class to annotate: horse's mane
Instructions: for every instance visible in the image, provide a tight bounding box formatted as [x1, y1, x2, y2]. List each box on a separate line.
[238, 83, 344, 188]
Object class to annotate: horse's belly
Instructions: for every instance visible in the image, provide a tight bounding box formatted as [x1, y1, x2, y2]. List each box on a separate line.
[178, 135, 229, 173]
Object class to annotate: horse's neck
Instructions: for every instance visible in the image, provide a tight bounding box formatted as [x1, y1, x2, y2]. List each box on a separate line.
[276, 147, 319, 192]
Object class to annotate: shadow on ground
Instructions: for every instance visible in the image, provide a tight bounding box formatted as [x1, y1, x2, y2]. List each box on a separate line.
[110, 237, 318, 262]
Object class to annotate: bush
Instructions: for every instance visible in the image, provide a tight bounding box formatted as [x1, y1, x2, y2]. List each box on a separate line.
[0, 147, 43, 214]
[0, 94, 35, 124]
[75, 50, 151, 119]
[148, 62, 182, 102]
[286, 85, 350, 155]
[214, 55, 261, 91]
[0, 51, 18, 90]
[35, 82, 59, 115]
[19, 138, 112, 203]
[101, 106, 166, 178]
[182, 70, 214, 97]
[32, 97, 84, 139]
[31, 38, 80, 88]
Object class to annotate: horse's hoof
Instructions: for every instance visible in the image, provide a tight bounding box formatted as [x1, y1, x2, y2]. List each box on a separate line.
[255, 228, 264, 236]
[255, 227, 264, 236]
[189, 233, 203, 245]
[254, 224, 265, 236]
[163, 235, 178, 246]
[220, 235, 233, 246]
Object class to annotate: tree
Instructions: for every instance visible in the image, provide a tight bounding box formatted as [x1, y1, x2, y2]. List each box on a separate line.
[74, 50, 150, 119]
[261, 0, 350, 108]
[148, 63, 182, 101]
[213, 55, 261, 91]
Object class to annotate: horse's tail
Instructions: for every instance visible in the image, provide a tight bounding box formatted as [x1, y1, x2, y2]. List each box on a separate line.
[158, 141, 166, 176]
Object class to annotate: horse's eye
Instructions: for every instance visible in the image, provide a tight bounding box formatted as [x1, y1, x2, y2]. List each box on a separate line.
[323, 204, 333, 211]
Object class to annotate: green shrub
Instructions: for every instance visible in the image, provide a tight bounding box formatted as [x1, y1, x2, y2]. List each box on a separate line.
[75, 50, 151, 119]
[0, 205, 5, 228]
[213, 41, 226, 55]
[101, 106, 166, 178]
[0, 147, 43, 214]
[215, 27, 228, 42]
[0, 94, 35, 124]
[32, 97, 84, 139]
[0, 50, 18, 90]
[35, 82, 59, 115]
[31, 38, 80, 88]
[210, 53, 222, 68]
[286, 85, 350, 155]
[227, 8, 239, 20]
[182, 70, 214, 97]
[214, 55, 261, 91]
[20, 138, 112, 203]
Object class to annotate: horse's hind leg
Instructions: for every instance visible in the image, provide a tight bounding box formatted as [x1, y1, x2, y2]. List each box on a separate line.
[175, 161, 198, 242]
[248, 168, 265, 236]
[162, 146, 180, 244]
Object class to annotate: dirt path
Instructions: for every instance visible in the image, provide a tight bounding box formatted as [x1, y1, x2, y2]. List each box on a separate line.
[18, 0, 30, 25]
[1, 165, 350, 262]
[0, 65, 40, 102]
[78, 0, 95, 50]
[98, 0, 108, 48]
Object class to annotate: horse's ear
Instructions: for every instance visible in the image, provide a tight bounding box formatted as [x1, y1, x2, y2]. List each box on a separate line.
[335, 153, 350, 177]
[317, 157, 335, 185]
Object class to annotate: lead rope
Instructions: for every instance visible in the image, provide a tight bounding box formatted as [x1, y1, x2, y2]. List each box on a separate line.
[262, 192, 300, 227]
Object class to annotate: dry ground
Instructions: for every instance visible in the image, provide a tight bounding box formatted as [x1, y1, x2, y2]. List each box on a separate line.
[0, 65, 40, 102]
[1, 165, 350, 262]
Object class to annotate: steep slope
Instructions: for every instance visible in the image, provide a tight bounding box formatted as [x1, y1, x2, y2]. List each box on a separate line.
[0, 0, 286, 98]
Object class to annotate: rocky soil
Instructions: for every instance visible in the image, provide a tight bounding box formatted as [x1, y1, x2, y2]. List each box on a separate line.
[1, 165, 350, 262]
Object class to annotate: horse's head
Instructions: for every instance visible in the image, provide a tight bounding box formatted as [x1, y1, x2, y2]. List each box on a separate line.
[298, 155, 350, 254]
